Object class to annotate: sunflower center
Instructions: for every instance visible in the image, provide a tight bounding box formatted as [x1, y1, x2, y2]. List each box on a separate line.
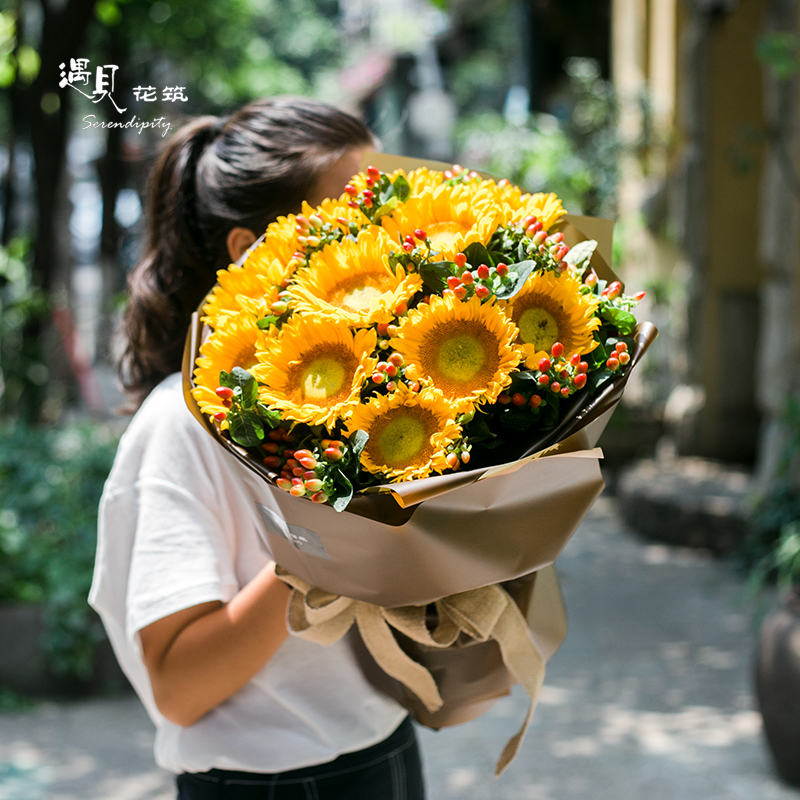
[231, 344, 258, 371]
[420, 320, 500, 398]
[368, 407, 436, 468]
[287, 345, 356, 404]
[329, 273, 392, 312]
[515, 295, 569, 353]
[426, 221, 470, 253]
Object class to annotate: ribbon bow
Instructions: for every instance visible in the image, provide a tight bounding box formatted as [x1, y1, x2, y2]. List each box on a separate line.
[275, 566, 564, 775]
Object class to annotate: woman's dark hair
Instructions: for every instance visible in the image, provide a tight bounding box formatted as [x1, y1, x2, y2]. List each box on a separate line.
[119, 95, 376, 405]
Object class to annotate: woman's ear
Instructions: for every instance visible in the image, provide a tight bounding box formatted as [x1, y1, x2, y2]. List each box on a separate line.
[227, 227, 257, 263]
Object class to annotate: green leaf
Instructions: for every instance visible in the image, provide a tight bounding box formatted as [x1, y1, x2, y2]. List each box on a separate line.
[228, 409, 265, 447]
[372, 196, 398, 221]
[256, 403, 281, 428]
[230, 367, 258, 408]
[349, 429, 369, 460]
[419, 261, 455, 292]
[512, 370, 539, 382]
[331, 469, 354, 512]
[219, 370, 234, 389]
[601, 306, 637, 335]
[494, 261, 537, 300]
[565, 240, 597, 270]
[257, 315, 279, 330]
[462, 242, 495, 269]
[392, 174, 411, 203]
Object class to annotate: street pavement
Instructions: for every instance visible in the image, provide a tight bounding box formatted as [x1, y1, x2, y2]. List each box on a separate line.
[1, 495, 798, 800]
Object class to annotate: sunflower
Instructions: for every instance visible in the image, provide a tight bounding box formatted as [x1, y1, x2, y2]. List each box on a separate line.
[345, 383, 460, 482]
[393, 293, 523, 411]
[506, 270, 600, 365]
[253, 316, 377, 428]
[498, 188, 566, 232]
[192, 312, 265, 424]
[202, 261, 283, 327]
[290, 227, 421, 326]
[349, 167, 444, 197]
[381, 182, 502, 261]
[246, 214, 303, 279]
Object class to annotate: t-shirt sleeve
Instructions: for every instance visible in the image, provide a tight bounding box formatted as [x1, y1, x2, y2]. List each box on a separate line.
[121, 384, 241, 640]
[126, 476, 239, 637]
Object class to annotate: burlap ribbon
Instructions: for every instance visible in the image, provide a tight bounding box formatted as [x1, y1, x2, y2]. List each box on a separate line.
[275, 566, 549, 776]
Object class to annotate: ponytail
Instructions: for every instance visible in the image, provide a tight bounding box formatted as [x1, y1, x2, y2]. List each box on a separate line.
[118, 97, 376, 405]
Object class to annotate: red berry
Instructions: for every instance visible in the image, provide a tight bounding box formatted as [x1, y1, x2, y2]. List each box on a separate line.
[447, 275, 461, 290]
[289, 484, 306, 498]
[606, 357, 620, 371]
[477, 264, 490, 279]
[285, 458, 300, 470]
[560, 386, 571, 397]
[461, 450, 471, 464]
[303, 470, 317, 481]
[403, 242, 414, 252]
[377, 362, 390, 373]
[213, 411, 227, 421]
[454, 253, 467, 268]
[377, 322, 390, 337]
[215, 386, 234, 399]
[367, 165, 381, 179]
[311, 491, 329, 504]
[388, 352, 404, 367]
[550, 382, 561, 393]
[446, 452, 459, 469]
[362, 189, 374, 200]
[394, 301, 408, 316]
[305, 478, 323, 493]
[344, 184, 358, 196]
[291, 477, 303, 486]
[453, 285, 467, 300]
[496, 263, 509, 277]
[538, 374, 550, 385]
[578, 361, 589, 374]
[634, 290, 646, 301]
[262, 441, 279, 454]
[298, 456, 318, 469]
[570, 353, 581, 366]
[347, 200, 359, 209]
[221, 398, 232, 408]
[522, 215, 538, 228]
[530, 394, 542, 408]
[584, 272, 597, 287]
[372, 372, 385, 384]
[292, 467, 306, 477]
[414, 229, 427, 240]
[276, 478, 293, 492]
[512, 392, 526, 406]
[385, 363, 398, 378]
[499, 393, 512, 404]
[385, 381, 396, 392]
[293, 449, 313, 460]
[460, 271, 474, 285]
[549, 232, 565, 244]
[409, 381, 420, 392]
[551, 342, 564, 357]
[475, 285, 490, 299]
[619, 352, 631, 365]
[615, 342, 628, 353]
[573, 373, 587, 389]
[324, 447, 343, 461]
[262, 455, 281, 469]
[538, 357, 551, 372]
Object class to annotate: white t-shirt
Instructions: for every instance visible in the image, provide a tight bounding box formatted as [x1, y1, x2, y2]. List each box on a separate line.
[89, 373, 406, 775]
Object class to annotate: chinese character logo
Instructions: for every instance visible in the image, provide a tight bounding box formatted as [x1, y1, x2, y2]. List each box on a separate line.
[59, 59, 127, 113]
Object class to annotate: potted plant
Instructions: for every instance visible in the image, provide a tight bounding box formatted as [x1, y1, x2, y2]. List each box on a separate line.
[753, 520, 800, 787]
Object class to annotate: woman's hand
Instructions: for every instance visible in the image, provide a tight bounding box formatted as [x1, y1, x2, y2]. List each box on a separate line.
[139, 563, 292, 727]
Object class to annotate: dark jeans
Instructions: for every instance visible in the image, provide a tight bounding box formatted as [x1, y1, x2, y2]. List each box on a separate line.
[176, 716, 425, 800]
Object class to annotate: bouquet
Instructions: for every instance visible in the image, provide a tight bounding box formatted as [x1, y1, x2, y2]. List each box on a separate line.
[182, 153, 656, 774]
[190, 162, 645, 508]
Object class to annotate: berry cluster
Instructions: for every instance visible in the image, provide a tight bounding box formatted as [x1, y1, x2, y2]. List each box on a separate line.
[273, 437, 349, 503]
[499, 341, 590, 410]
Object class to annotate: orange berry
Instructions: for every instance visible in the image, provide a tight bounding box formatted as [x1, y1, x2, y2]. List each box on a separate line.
[512, 392, 526, 406]
[551, 342, 564, 357]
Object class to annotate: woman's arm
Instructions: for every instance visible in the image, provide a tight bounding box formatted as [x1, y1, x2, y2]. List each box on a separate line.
[139, 563, 292, 727]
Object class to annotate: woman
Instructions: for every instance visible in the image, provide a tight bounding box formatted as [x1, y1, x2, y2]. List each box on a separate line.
[89, 96, 426, 800]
